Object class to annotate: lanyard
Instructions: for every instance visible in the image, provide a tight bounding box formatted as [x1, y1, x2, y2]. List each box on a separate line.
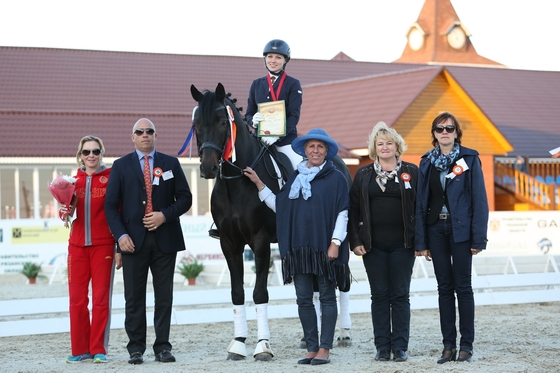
[267, 73, 287, 101]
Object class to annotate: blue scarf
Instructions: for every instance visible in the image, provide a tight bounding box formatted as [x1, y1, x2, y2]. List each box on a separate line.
[427, 143, 460, 171]
[289, 161, 321, 200]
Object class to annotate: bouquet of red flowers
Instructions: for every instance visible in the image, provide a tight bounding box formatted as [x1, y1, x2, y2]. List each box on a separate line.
[47, 174, 78, 228]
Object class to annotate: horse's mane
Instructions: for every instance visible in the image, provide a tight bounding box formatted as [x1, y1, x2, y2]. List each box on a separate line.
[198, 89, 245, 126]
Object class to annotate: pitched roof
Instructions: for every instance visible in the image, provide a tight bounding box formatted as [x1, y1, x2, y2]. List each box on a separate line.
[1, 46, 559, 158]
[0, 46, 419, 158]
[299, 66, 442, 150]
[445, 66, 560, 156]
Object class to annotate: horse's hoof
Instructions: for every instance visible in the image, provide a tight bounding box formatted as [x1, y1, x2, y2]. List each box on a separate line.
[227, 339, 247, 360]
[337, 336, 353, 347]
[254, 352, 273, 361]
[299, 339, 307, 349]
[337, 328, 352, 347]
[227, 353, 246, 361]
[253, 340, 274, 361]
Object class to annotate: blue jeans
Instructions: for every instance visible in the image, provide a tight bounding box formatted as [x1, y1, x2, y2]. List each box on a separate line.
[362, 243, 415, 351]
[428, 219, 475, 351]
[293, 273, 337, 351]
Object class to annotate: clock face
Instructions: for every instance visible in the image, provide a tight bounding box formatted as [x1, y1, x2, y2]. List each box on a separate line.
[447, 27, 466, 49]
[408, 29, 424, 51]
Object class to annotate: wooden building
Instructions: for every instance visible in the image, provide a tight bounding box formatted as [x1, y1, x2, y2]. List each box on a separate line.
[1, 0, 559, 219]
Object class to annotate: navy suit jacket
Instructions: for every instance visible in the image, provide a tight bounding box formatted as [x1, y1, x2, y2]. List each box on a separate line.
[246, 72, 303, 147]
[105, 150, 192, 254]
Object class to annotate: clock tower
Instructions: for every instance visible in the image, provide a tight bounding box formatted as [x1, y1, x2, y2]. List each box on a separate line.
[395, 0, 503, 67]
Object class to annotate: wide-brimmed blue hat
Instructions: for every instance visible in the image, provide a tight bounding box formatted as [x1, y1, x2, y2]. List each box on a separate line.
[292, 128, 339, 160]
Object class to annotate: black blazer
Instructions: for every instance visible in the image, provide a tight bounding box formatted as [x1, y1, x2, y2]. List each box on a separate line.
[105, 151, 192, 254]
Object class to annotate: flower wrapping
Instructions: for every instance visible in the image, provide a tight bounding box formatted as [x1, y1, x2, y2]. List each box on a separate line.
[47, 174, 78, 228]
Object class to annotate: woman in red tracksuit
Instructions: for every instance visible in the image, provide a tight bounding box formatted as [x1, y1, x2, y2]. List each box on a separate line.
[62, 135, 119, 364]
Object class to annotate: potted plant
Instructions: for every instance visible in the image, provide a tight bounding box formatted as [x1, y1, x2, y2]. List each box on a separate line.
[20, 262, 46, 284]
[176, 255, 205, 285]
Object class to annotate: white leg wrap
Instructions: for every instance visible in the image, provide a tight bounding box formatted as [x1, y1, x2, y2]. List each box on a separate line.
[233, 304, 248, 338]
[255, 303, 270, 341]
[313, 291, 321, 331]
[253, 339, 274, 358]
[227, 339, 247, 357]
[338, 290, 351, 329]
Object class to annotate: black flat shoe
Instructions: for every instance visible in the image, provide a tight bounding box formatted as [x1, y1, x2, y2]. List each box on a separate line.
[375, 349, 391, 361]
[155, 350, 176, 363]
[128, 352, 144, 365]
[297, 357, 313, 364]
[393, 350, 408, 362]
[437, 347, 457, 364]
[310, 357, 330, 365]
[457, 349, 472, 362]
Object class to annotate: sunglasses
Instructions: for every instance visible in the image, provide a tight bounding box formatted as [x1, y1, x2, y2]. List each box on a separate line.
[434, 125, 456, 134]
[81, 148, 101, 156]
[134, 128, 156, 136]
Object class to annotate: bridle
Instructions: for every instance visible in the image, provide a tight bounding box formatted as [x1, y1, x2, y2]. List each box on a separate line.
[198, 103, 276, 180]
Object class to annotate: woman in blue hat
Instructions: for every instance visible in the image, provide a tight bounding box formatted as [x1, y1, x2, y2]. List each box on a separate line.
[243, 128, 350, 366]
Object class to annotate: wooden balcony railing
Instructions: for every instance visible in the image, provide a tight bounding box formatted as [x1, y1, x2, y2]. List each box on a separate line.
[495, 162, 559, 210]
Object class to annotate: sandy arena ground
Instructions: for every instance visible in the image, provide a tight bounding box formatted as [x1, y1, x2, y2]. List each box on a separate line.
[0, 273, 559, 373]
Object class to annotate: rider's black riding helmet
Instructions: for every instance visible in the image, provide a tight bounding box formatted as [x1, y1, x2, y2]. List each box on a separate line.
[263, 39, 290, 73]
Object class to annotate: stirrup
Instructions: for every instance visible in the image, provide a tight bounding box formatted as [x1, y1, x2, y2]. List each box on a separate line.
[208, 222, 220, 240]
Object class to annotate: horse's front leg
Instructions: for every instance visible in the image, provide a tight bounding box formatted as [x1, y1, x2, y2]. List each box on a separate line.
[222, 241, 249, 361]
[251, 240, 274, 361]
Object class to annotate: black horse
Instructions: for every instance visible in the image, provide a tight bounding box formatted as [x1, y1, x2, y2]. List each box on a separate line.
[190, 83, 286, 361]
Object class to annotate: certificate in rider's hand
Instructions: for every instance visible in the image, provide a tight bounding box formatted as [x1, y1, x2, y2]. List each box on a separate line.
[257, 100, 286, 137]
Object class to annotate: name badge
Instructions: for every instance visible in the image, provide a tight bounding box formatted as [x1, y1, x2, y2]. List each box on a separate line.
[162, 170, 174, 181]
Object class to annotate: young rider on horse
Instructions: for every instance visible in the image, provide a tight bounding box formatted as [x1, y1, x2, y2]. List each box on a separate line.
[246, 39, 303, 170]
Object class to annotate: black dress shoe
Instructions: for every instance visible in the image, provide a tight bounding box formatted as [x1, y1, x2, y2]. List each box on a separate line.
[437, 347, 457, 364]
[375, 349, 391, 361]
[155, 350, 176, 363]
[310, 357, 330, 365]
[297, 357, 313, 364]
[457, 349, 472, 362]
[128, 352, 143, 365]
[393, 350, 408, 362]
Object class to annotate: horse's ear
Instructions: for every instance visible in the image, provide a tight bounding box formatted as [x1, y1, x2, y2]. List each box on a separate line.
[191, 84, 203, 102]
[216, 83, 226, 103]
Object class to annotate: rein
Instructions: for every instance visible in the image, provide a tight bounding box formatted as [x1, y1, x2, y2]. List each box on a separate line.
[215, 104, 281, 181]
[193, 101, 282, 182]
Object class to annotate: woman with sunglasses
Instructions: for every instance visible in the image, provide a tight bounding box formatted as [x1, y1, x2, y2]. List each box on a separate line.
[62, 135, 119, 364]
[415, 112, 489, 364]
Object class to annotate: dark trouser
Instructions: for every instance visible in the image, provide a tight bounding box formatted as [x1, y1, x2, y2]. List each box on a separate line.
[362, 242, 415, 351]
[428, 219, 475, 351]
[122, 231, 176, 355]
[294, 273, 337, 351]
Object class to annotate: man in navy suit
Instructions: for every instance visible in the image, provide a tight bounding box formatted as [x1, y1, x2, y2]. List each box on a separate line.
[105, 118, 192, 364]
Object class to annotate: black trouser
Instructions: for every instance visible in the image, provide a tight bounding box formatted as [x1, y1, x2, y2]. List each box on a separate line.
[122, 231, 176, 355]
[362, 243, 415, 351]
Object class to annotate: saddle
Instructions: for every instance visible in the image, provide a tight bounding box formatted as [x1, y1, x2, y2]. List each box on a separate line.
[262, 145, 293, 188]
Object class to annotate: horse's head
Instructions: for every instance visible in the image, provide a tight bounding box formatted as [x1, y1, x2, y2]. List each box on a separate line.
[191, 83, 231, 179]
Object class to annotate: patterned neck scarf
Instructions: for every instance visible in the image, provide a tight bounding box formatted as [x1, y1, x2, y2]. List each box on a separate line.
[427, 143, 460, 171]
[289, 161, 321, 200]
[374, 158, 402, 192]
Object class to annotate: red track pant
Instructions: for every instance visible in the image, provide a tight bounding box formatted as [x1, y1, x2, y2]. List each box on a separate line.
[68, 244, 115, 356]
